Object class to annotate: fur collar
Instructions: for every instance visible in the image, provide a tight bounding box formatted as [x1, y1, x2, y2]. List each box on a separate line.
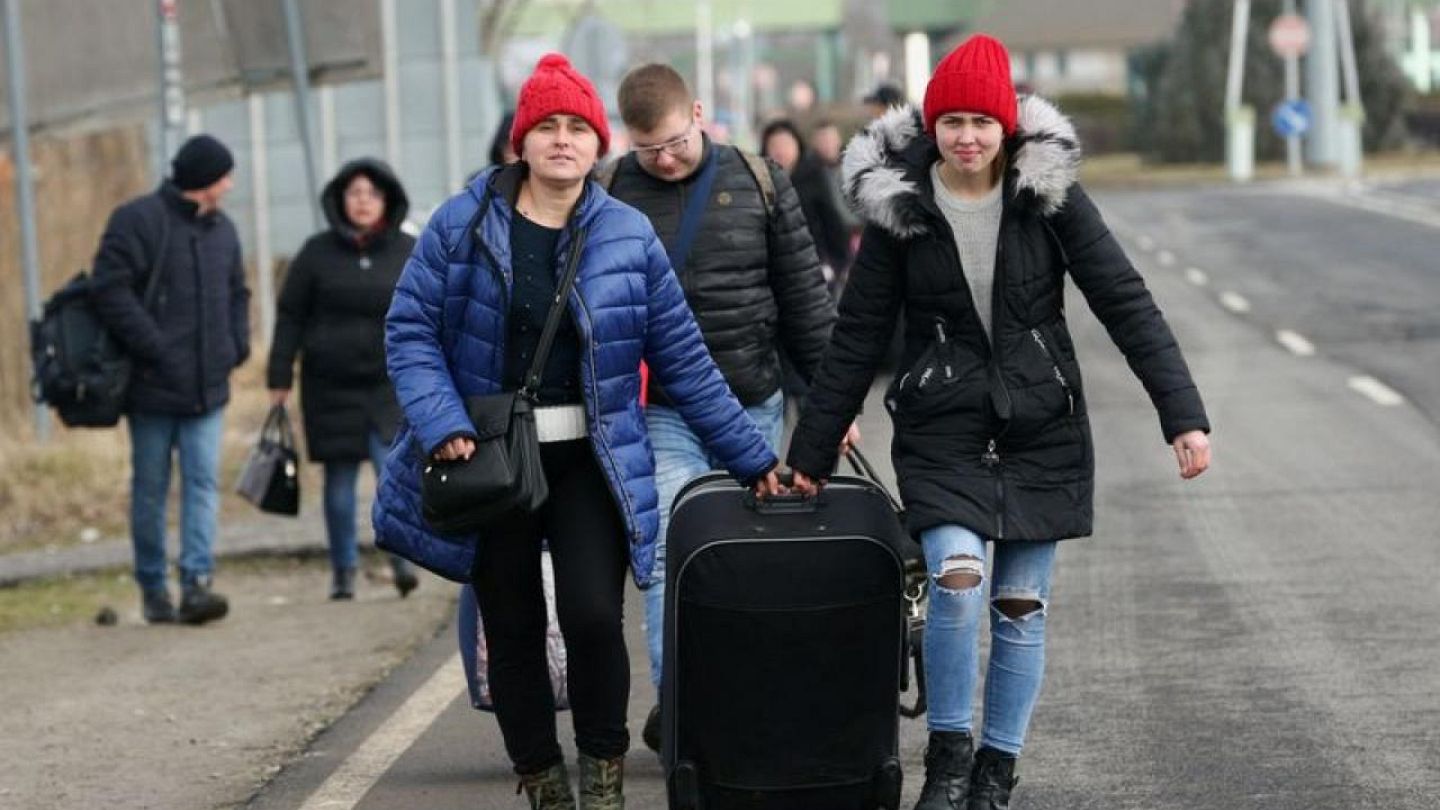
[842, 95, 1081, 239]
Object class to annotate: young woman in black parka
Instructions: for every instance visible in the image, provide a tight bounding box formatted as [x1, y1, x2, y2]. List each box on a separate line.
[787, 35, 1212, 810]
[266, 158, 420, 600]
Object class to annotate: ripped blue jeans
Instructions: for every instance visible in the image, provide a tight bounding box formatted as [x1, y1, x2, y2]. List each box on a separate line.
[920, 524, 1057, 756]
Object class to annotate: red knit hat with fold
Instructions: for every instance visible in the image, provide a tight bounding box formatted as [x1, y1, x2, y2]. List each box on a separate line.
[923, 34, 1018, 136]
[511, 53, 612, 158]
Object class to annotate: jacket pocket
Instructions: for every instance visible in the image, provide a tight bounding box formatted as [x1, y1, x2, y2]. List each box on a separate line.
[885, 317, 965, 419]
[1029, 327, 1075, 417]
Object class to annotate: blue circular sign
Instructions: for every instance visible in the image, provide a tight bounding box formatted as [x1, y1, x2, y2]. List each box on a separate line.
[1271, 99, 1313, 138]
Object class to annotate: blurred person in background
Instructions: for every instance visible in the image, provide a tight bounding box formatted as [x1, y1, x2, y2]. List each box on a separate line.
[373, 54, 782, 809]
[809, 119, 862, 290]
[605, 64, 848, 754]
[788, 35, 1212, 810]
[863, 81, 906, 120]
[760, 118, 851, 289]
[267, 158, 420, 601]
[91, 134, 249, 626]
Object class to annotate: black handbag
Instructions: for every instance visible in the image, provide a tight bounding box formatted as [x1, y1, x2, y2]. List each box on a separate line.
[235, 404, 301, 516]
[420, 228, 588, 535]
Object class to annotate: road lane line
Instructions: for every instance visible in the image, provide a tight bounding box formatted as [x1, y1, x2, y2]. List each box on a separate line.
[1347, 375, 1406, 407]
[1184, 267, 1209, 286]
[1275, 330, 1316, 357]
[1219, 291, 1251, 314]
[299, 652, 465, 810]
[1156, 249, 1176, 267]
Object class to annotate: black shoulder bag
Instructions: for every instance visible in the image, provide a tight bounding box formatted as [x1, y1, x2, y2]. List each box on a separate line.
[420, 228, 589, 535]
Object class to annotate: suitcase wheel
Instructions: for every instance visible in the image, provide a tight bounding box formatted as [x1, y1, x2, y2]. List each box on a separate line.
[873, 756, 903, 810]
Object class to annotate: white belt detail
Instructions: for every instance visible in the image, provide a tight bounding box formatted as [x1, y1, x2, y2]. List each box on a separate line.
[534, 404, 589, 443]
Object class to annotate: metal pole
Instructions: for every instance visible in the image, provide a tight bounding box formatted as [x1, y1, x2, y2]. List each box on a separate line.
[1226, 0, 1254, 182]
[697, 0, 714, 117]
[439, 0, 462, 191]
[1304, 0, 1339, 165]
[1334, 0, 1362, 109]
[380, 0, 401, 173]
[1284, 0, 1303, 176]
[249, 94, 275, 346]
[1225, 0, 1251, 113]
[281, 0, 322, 229]
[2, 0, 48, 440]
[155, 0, 186, 184]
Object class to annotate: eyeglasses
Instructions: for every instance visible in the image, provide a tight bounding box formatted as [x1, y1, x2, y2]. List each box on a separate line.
[631, 123, 694, 159]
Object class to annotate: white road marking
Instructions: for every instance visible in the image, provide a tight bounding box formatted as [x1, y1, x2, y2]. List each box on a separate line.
[1219, 291, 1252, 314]
[298, 652, 465, 810]
[1136, 235, 1156, 252]
[1275, 330, 1316, 357]
[1156, 249, 1177, 267]
[1184, 267, 1209, 286]
[1347, 375, 1406, 407]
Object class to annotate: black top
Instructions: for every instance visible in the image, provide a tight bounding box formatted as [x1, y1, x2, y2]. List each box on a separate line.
[265, 158, 413, 461]
[90, 182, 250, 416]
[504, 212, 582, 405]
[604, 139, 835, 407]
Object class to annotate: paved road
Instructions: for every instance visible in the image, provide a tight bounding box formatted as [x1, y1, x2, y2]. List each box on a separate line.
[250, 179, 1440, 809]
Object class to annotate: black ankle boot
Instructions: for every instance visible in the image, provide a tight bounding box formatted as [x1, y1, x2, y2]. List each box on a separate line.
[968, 747, 1018, 810]
[914, 731, 974, 810]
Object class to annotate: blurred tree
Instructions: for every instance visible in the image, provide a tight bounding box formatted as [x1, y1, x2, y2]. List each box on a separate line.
[1137, 0, 1410, 162]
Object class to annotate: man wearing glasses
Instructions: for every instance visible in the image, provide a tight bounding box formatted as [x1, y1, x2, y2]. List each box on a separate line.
[606, 63, 842, 753]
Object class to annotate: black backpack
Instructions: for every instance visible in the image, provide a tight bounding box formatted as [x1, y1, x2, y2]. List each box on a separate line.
[30, 217, 170, 428]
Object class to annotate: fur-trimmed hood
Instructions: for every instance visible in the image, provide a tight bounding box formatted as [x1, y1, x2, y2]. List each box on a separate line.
[842, 95, 1080, 239]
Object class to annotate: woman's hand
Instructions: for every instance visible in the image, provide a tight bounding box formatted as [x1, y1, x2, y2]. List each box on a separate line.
[1172, 430, 1211, 480]
[790, 468, 824, 498]
[752, 465, 787, 499]
[839, 421, 862, 456]
[434, 437, 476, 462]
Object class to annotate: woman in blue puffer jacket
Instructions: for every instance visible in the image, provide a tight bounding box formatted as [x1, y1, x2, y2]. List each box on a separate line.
[373, 54, 782, 808]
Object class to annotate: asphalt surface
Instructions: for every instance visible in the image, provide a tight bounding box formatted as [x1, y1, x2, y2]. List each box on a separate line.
[248, 178, 1440, 810]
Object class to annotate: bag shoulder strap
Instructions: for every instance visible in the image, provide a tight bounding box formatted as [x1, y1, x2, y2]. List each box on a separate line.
[738, 148, 776, 217]
[521, 227, 588, 395]
[667, 149, 720, 275]
[140, 202, 173, 312]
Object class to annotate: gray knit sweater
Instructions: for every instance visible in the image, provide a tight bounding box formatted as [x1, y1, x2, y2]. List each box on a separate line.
[930, 163, 1003, 339]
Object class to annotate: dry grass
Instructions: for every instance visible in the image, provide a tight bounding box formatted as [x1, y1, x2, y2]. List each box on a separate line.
[0, 358, 324, 556]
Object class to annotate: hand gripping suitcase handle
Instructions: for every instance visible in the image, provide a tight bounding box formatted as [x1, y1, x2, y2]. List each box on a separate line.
[745, 489, 822, 515]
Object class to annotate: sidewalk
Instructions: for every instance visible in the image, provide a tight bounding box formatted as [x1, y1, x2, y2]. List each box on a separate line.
[0, 497, 371, 586]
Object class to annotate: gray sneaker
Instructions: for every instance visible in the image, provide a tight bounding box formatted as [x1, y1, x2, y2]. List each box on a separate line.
[142, 589, 176, 624]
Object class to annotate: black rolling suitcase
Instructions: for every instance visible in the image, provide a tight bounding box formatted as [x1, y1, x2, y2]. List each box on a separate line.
[661, 460, 919, 810]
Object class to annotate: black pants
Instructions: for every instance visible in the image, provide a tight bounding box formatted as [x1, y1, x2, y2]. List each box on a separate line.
[471, 439, 631, 774]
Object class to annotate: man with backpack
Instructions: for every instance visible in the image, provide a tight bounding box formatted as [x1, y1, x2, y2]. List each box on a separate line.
[90, 134, 250, 625]
[604, 64, 850, 751]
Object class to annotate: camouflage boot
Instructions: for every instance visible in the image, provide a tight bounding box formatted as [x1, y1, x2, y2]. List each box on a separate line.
[518, 761, 575, 810]
[577, 753, 624, 810]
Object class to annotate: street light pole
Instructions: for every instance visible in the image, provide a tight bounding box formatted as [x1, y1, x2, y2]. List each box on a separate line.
[2, 0, 48, 440]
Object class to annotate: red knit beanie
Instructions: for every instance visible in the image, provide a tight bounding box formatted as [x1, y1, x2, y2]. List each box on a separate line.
[511, 53, 612, 158]
[923, 34, 1018, 136]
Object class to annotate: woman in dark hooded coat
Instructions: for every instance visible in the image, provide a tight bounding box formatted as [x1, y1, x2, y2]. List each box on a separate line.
[266, 158, 420, 600]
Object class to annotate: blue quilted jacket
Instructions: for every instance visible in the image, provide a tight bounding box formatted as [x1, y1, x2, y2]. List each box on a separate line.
[372, 165, 778, 587]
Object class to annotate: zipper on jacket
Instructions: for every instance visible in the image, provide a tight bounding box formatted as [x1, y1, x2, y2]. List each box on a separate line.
[982, 438, 1005, 540]
[1030, 328, 1075, 415]
[569, 262, 642, 547]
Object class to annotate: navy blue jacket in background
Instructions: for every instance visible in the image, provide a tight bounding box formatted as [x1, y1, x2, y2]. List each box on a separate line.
[90, 182, 250, 416]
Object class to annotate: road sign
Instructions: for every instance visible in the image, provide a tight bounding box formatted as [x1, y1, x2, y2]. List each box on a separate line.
[1268, 14, 1311, 58]
[1272, 98, 1313, 138]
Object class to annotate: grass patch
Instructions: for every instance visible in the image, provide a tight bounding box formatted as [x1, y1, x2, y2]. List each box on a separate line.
[0, 358, 325, 556]
[0, 554, 333, 635]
